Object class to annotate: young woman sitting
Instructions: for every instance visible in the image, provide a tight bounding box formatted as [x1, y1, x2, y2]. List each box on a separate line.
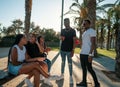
[8, 34, 49, 87]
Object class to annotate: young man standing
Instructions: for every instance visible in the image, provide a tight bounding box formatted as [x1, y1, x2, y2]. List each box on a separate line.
[77, 20, 100, 87]
[59, 18, 76, 84]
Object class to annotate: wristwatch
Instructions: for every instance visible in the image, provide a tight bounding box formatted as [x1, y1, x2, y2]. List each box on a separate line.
[89, 54, 92, 56]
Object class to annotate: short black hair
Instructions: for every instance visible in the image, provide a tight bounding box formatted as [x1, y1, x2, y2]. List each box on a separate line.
[64, 18, 70, 22]
[84, 19, 91, 24]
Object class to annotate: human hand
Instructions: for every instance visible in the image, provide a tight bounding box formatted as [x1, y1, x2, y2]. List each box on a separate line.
[88, 56, 92, 63]
[46, 47, 51, 52]
[61, 36, 65, 41]
[71, 50, 74, 57]
[36, 57, 45, 61]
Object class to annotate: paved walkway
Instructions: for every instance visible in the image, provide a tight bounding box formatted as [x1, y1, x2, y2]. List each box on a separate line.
[0, 48, 120, 87]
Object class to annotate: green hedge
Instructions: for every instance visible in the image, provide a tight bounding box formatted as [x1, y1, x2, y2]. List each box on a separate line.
[0, 35, 15, 47]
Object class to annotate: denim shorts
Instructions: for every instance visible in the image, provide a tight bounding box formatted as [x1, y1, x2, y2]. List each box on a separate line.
[8, 63, 22, 76]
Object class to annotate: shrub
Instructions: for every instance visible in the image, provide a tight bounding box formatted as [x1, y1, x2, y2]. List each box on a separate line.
[0, 35, 15, 47]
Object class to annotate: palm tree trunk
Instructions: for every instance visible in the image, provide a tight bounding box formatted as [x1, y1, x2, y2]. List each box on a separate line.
[86, 0, 97, 57]
[106, 27, 110, 50]
[86, 0, 96, 29]
[25, 0, 32, 37]
[115, 25, 120, 78]
[100, 24, 104, 49]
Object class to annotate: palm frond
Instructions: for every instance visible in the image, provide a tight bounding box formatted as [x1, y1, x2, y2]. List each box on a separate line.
[72, 0, 78, 3]
[100, 4, 115, 8]
[114, 0, 120, 5]
[70, 2, 81, 9]
[96, 6, 107, 13]
[64, 9, 79, 16]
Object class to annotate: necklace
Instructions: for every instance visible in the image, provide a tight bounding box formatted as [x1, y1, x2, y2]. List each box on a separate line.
[65, 28, 71, 32]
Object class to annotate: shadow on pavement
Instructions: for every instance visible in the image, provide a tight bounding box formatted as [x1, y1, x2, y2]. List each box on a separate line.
[51, 52, 60, 66]
[75, 54, 115, 71]
[93, 56, 115, 71]
[56, 79, 64, 87]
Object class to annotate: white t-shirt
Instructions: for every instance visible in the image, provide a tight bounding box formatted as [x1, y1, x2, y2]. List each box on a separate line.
[10, 45, 26, 62]
[80, 28, 96, 55]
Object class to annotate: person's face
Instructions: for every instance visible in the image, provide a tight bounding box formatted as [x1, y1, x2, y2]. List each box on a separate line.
[64, 20, 70, 28]
[82, 21, 90, 29]
[20, 35, 27, 45]
[29, 35, 36, 43]
[39, 37, 44, 43]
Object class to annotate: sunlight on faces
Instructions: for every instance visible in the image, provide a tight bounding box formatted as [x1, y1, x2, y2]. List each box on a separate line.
[21, 35, 27, 45]
[29, 34, 36, 43]
[40, 37, 44, 43]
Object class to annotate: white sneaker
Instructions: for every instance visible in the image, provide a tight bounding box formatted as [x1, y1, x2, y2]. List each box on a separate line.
[40, 75, 45, 81]
[44, 78, 53, 86]
[24, 78, 33, 87]
[56, 74, 64, 80]
[70, 76, 73, 84]
[48, 75, 60, 80]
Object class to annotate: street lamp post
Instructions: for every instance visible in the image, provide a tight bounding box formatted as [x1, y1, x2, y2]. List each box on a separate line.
[59, 0, 64, 49]
[61, 0, 64, 32]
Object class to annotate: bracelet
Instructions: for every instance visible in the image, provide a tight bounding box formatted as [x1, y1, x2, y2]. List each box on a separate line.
[89, 54, 92, 56]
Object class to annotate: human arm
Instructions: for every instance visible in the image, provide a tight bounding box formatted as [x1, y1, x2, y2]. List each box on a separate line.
[71, 29, 77, 57]
[36, 41, 44, 53]
[60, 29, 65, 41]
[25, 52, 45, 62]
[71, 36, 77, 57]
[10, 47, 23, 65]
[88, 37, 96, 62]
[60, 36, 65, 41]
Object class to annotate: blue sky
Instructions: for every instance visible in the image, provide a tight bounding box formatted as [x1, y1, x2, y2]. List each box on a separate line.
[0, 0, 116, 32]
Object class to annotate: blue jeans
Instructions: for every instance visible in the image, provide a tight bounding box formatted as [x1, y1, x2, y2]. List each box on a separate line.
[60, 51, 72, 76]
[44, 58, 51, 72]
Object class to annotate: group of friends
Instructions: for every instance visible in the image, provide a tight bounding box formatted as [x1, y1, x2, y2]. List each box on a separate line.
[7, 18, 100, 87]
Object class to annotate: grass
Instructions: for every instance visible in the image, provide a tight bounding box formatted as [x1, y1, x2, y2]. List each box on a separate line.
[51, 47, 116, 59]
[97, 48, 116, 59]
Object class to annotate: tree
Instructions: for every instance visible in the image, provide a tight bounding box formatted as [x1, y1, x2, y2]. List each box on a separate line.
[96, 0, 117, 50]
[85, 0, 96, 29]
[2, 19, 23, 36]
[111, 0, 120, 78]
[30, 22, 42, 35]
[64, 0, 88, 40]
[0, 23, 2, 37]
[25, 0, 32, 38]
[11, 19, 23, 34]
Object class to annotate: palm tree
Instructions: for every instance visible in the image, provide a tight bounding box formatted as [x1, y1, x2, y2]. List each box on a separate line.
[12, 19, 23, 34]
[24, 0, 32, 37]
[96, 0, 118, 50]
[111, 0, 120, 78]
[96, 19, 107, 49]
[30, 22, 41, 35]
[85, 0, 96, 29]
[64, 0, 97, 55]
[64, 0, 88, 40]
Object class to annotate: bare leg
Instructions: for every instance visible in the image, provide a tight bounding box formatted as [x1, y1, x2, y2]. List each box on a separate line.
[27, 72, 34, 79]
[19, 62, 49, 78]
[25, 61, 48, 79]
[33, 69, 40, 87]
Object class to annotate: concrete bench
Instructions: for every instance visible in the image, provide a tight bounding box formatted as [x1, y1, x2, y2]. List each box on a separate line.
[0, 68, 27, 87]
[0, 57, 27, 87]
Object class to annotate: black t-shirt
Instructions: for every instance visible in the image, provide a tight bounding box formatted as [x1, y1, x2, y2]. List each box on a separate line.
[25, 41, 43, 58]
[61, 28, 76, 52]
